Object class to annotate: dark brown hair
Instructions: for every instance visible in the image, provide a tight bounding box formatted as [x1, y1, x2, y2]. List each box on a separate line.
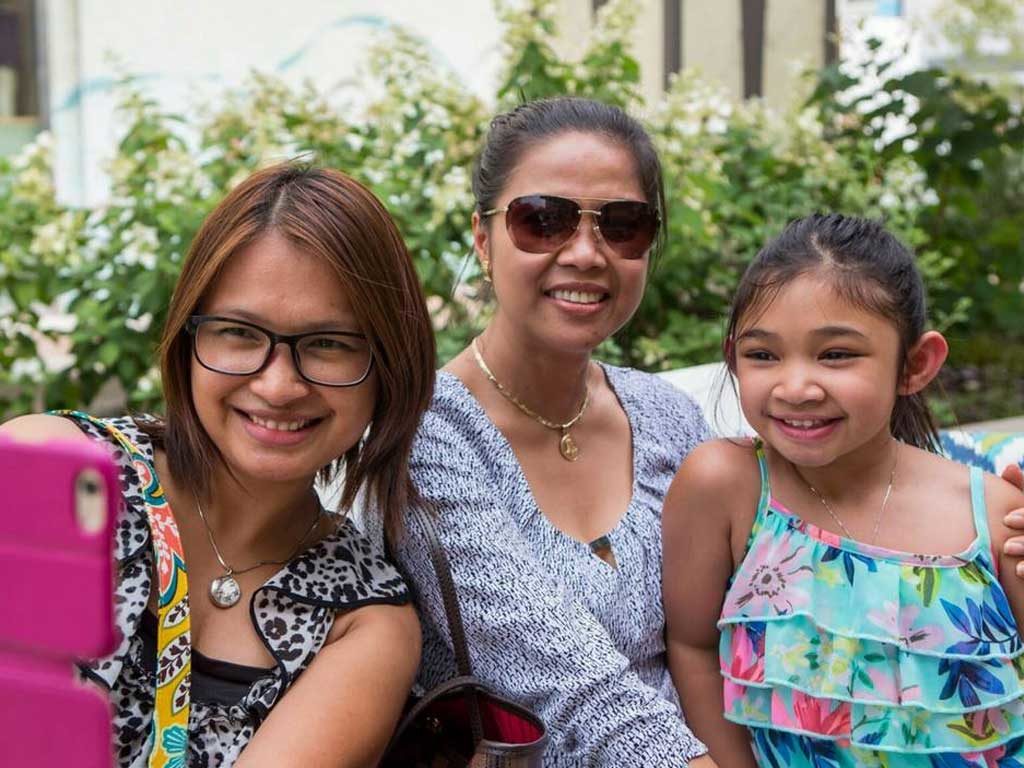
[723, 213, 941, 452]
[142, 162, 436, 538]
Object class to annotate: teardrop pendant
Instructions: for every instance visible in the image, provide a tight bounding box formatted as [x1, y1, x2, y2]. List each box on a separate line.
[559, 431, 579, 462]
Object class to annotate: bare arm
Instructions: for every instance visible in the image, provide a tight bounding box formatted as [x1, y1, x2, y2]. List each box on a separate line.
[663, 441, 758, 768]
[236, 602, 420, 768]
[0, 414, 91, 443]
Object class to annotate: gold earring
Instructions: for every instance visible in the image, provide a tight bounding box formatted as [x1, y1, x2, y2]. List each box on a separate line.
[481, 258, 492, 283]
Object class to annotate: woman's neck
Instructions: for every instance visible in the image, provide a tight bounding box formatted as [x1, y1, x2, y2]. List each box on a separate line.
[162, 452, 320, 556]
[475, 322, 593, 423]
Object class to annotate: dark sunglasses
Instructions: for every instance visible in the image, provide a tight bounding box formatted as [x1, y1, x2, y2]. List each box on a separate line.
[481, 194, 660, 260]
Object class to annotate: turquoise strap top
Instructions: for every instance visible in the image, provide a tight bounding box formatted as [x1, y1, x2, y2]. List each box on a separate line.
[718, 443, 1024, 758]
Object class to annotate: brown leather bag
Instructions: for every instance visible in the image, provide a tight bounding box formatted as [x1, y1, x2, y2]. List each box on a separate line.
[380, 509, 548, 767]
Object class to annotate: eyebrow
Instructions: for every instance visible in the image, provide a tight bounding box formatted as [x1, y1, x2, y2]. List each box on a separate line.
[737, 325, 869, 342]
[209, 308, 359, 332]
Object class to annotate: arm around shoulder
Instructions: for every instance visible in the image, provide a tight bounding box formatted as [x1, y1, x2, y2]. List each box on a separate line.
[236, 602, 420, 768]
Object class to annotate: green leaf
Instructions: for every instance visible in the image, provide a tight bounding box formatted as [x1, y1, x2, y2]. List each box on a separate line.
[98, 341, 120, 367]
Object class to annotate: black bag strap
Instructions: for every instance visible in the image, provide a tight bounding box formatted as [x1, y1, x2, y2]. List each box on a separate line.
[413, 507, 475, 678]
[410, 506, 484, 743]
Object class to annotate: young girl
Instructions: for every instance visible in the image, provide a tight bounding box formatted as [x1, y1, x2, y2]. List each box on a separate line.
[663, 213, 1024, 767]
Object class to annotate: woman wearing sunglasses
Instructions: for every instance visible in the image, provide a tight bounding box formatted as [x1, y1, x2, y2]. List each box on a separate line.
[1, 163, 435, 766]
[377, 96, 717, 766]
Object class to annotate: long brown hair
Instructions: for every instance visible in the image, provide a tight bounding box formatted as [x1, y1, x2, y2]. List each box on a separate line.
[143, 162, 436, 538]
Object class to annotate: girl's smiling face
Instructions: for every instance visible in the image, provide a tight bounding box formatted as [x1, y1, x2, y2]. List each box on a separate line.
[190, 231, 377, 490]
[733, 272, 905, 469]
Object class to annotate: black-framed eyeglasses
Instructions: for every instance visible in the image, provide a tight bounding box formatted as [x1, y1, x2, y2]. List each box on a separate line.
[481, 194, 660, 260]
[186, 315, 374, 387]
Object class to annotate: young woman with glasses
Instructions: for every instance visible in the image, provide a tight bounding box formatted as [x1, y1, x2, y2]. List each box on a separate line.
[1, 163, 436, 767]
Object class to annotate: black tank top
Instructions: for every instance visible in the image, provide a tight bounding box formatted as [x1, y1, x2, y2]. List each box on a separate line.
[139, 611, 273, 705]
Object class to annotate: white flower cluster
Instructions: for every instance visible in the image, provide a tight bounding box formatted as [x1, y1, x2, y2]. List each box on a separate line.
[495, 0, 558, 66]
[649, 71, 735, 224]
[201, 73, 319, 181]
[878, 156, 939, 212]
[116, 222, 160, 271]
[29, 211, 83, 266]
[10, 131, 56, 207]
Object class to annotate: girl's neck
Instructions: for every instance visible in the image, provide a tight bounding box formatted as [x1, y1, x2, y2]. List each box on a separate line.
[475, 321, 593, 423]
[775, 429, 900, 507]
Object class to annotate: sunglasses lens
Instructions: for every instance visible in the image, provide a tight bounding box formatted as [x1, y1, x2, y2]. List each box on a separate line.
[599, 201, 659, 259]
[505, 195, 580, 253]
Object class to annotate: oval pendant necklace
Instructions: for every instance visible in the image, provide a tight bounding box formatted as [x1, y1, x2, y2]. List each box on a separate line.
[194, 493, 323, 608]
[471, 337, 590, 462]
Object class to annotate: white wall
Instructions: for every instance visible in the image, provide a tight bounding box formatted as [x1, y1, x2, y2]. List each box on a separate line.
[44, 0, 505, 206]
[658, 362, 753, 437]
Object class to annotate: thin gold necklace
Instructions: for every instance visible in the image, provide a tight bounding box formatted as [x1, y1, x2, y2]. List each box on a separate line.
[800, 440, 899, 544]
[195, 493, 324, 609]
[471, 336, 590, 462]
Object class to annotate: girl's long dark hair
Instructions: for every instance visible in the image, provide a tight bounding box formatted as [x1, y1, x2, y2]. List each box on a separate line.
[724, 213, 941, 452]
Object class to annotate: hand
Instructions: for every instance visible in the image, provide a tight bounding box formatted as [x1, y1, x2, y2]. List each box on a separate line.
[1003, 463, 1023, 492]
[687, 756, 719, 768]
[1002, 464, 1024, 577]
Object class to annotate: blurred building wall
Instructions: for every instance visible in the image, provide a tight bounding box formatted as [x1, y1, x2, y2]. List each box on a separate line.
[42, 0, 505, 206]
[39, 0, 835, 206]
[558, 0, 831, 106]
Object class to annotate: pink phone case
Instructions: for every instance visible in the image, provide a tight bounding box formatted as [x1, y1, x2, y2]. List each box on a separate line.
[0, 436, 119, 768]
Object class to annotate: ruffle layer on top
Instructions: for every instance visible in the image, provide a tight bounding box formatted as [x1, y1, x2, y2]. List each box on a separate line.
[718, 498, 1024, 755]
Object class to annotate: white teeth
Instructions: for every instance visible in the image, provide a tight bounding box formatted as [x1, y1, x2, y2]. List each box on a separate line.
[783, 419, 827, 428]
[248, 414, 311, 432]
[550, 289, 604, 304]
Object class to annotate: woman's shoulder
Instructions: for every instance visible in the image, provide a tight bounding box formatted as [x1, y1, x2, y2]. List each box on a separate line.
[601, 363, 704, 419]
[600, 363, 710, 457]
[413, 371, 496, 457]
[262, 516, 409, 608]
[49, 411, 157, 457]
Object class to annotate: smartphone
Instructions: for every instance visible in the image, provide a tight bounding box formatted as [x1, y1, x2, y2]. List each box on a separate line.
[0, 436, 119, 768]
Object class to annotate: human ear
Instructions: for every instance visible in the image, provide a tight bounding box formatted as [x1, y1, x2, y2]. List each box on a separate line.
[471, 211, 491, 280]
[898, 330, 949, 395]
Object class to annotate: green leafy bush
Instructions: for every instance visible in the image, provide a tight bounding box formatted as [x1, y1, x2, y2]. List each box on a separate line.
[1, 0, 1021, 424]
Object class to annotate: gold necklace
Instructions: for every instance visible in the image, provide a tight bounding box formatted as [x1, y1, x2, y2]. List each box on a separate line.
[195, 493, 324, 608]
[800, 441, 899, 544]
[471, 337, 590, 462]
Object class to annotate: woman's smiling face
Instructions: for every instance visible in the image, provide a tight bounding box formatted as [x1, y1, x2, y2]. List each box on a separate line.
[190, 230, 377, 489]
[475, 130, 651, 356]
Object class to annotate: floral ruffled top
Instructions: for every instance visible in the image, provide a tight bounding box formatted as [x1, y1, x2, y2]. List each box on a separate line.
[719, 443, 1024, 767]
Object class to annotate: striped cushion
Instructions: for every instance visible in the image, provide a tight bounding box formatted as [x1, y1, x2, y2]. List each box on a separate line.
[940, 430, 1024, 475]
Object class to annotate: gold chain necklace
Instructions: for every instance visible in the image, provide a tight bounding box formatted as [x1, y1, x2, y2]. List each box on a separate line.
[800, 441, 899, 544]
[195, 493, 324, 608]
[471, 337, 590, 462]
